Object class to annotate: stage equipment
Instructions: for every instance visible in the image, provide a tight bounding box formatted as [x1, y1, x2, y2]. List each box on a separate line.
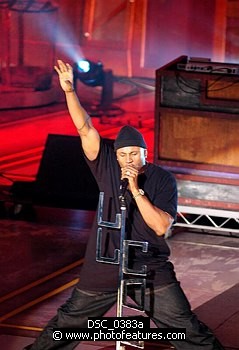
[10, 134, 103, 214]
[177, 57, 239, 75]
[0, 0, 58, 108]
[155, 55, 239, 237]
[96, 192, 148, 350]
[73, 59, 114, 107]
[155, 55, 239, 171]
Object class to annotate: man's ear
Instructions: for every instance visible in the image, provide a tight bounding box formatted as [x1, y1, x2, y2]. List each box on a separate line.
[144, 149, 148, 158]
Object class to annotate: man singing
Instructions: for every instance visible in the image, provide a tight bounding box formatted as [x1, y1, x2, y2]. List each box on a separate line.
[23, 60, 224, 350]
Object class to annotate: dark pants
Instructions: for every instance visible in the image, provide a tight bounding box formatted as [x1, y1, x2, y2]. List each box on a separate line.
[24, 283, 224, 350]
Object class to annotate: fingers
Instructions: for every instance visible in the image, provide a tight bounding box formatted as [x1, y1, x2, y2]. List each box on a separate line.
[66, 63, 72, 71]
[54, 65, 60, 75]
[57, 59, 68, 72]
[55, 60, 72, 74]
[121, 167, 138, 181]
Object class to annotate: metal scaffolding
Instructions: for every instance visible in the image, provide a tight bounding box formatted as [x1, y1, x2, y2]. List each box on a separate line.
[174, 205, 239, 235]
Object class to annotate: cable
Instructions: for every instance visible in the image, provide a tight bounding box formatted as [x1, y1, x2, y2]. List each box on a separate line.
[175, 71, 239, 95]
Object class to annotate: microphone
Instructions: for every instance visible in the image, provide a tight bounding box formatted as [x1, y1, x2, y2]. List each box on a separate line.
[119, 178, 129, 198]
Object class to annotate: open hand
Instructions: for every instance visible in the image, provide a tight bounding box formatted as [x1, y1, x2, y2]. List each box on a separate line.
[54, 59, 74, 92]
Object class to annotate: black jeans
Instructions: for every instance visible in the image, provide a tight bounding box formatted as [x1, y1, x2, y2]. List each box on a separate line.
[24, 283, 225, 350]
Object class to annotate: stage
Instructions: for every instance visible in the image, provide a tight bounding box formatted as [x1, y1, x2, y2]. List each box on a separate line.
[0, 83, 239, 350]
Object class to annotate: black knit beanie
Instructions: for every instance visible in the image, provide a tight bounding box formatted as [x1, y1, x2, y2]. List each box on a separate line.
[114, 125, 147, 151]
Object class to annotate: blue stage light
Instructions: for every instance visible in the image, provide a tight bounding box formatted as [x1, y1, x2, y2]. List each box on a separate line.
[73, 59, 114, 107]
[73, 59, 104, 87]
[77, 60, 91, 73]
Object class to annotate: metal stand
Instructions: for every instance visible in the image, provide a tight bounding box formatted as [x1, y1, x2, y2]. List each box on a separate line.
[175, 205, 239, 235]
[96, 192, 148, 349]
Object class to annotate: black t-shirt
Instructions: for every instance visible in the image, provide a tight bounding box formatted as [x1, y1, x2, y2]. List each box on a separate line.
[77, 138, 178, 292]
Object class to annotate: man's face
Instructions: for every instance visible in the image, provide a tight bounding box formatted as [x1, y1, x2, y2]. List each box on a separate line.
[116, 146, 147, 170]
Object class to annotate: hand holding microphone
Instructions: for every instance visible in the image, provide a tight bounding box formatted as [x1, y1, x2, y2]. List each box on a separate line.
[119, 178, 129, 198]
[119, 166, 139, 199]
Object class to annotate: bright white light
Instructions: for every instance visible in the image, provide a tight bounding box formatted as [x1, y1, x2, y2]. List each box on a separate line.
[77, 60, 90, 73]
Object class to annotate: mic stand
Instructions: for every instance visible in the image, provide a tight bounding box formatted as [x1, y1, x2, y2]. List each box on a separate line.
[117, 194, 127, 321]
[96, 192, 148, 350]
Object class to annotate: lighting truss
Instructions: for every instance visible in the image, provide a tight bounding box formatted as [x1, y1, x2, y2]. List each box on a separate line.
[175, 205, 239, 235]
[0, 0, 58, 12]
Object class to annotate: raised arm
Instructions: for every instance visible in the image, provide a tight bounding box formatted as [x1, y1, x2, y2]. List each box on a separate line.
[54, 60, 100, 160]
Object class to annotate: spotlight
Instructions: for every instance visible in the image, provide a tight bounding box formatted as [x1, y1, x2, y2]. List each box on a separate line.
[73, 60, 104, 87]
[73, 59, 113, 108]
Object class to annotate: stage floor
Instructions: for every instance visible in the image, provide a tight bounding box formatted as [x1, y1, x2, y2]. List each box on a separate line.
[0, 214, 238, 350]
[0, 79, 239, 350]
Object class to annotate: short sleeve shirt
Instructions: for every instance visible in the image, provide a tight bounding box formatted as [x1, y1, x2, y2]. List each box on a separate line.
[77, 138, 178, 291]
